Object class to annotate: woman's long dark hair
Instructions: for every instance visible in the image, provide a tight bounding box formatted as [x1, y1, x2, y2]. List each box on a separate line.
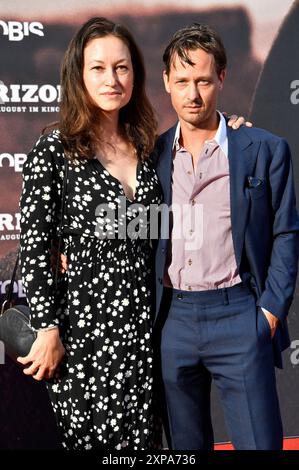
[51, 17, 157, 161]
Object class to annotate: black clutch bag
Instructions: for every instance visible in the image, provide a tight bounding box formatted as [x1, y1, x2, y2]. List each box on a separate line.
[0, 156, 68, 363]
[0, 298, 36, 362]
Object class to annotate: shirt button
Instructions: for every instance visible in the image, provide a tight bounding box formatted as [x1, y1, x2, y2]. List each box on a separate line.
[188, 286, 192, 291]
[189, 229, 194, 235]
[187, 170, 192, 175]
[188, 259, 192, 266]
[199, 172, 203, 179]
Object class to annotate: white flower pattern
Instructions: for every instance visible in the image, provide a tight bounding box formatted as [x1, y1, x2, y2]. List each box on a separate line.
[20, 130, 162, 450]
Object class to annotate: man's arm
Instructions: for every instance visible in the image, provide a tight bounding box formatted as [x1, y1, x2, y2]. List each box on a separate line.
[257, 138, 299, 322]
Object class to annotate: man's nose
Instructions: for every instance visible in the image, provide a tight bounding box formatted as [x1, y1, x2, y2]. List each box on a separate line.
[187, 83, 201, 101]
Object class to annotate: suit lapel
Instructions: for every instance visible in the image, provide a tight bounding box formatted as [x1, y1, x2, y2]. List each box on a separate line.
[227, 125, 260, 268]
[155, 125, 176, 206]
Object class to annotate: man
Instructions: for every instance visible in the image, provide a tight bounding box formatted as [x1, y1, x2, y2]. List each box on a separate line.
[152, 23, 299, 450]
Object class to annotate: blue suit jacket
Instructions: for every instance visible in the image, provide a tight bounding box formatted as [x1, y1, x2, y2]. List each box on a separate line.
[151, 123, 299, 368]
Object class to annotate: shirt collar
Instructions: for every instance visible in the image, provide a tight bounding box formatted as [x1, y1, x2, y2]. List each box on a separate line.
[173, 110, 228, 157]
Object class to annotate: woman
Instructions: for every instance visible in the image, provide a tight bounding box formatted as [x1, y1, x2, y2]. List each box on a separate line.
[18, 17, 162, 450]
[18, 17, 248, 450]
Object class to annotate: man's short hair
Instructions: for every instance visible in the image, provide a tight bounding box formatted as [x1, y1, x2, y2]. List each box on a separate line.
[163, 23, 227, 77]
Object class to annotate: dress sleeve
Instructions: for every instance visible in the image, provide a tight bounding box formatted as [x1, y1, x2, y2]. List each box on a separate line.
[20, 133, 64, 329]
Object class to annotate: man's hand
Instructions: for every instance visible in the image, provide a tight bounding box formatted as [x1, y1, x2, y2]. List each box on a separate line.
[225, 113, 253, 129]
[50, 244, 68, 273]
[262, 309, 279, 338]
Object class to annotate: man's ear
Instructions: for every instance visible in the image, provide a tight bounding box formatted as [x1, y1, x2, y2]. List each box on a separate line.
[163, 70, 171, 93]
[218, 69, 226, 91]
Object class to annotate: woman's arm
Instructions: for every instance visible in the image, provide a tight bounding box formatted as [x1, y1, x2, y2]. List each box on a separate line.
[18, 132, 66, 380]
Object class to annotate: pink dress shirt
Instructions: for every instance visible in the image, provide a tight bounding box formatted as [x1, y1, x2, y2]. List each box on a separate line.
[164, 112, 242, 291]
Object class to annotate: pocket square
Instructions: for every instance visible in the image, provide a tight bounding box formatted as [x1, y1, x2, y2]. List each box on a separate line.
[247, 176, 264, 188]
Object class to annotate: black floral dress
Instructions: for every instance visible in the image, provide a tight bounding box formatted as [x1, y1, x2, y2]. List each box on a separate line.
[20, 130, 163, 450]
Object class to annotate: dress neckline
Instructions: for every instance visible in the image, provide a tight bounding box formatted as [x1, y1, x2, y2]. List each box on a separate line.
[92, 157, 141, 203]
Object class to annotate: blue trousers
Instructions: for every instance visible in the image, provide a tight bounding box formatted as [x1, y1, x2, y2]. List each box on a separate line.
[161, 283, 283, 450]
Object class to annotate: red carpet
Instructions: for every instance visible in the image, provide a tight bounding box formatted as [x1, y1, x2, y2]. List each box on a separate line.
[215, 437, 299, 450]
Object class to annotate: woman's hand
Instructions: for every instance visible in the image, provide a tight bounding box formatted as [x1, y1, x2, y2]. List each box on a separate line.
[17, 328, 65, 381]
[224, 113, 253, 129]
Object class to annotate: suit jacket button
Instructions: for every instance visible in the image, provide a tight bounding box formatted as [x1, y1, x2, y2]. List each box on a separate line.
[158, 277, 162, 284]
